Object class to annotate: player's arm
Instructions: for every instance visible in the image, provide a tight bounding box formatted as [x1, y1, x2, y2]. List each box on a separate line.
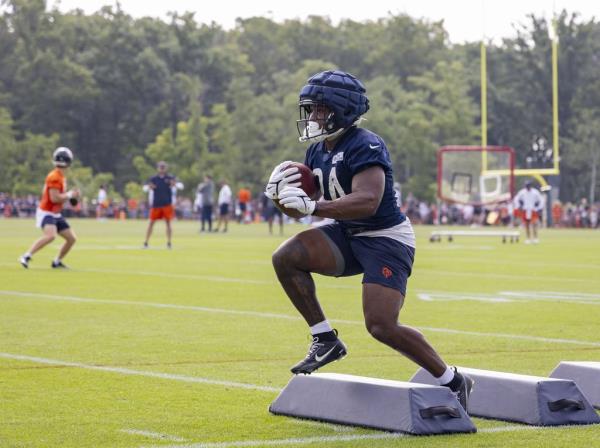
[49, 187, 79, 204]
[313, 166, 385, 220]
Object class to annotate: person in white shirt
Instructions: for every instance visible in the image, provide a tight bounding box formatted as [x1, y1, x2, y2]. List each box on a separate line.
[214, 180, 232, 233]
[514, 181, 543, 244]
[97, 185, 108, 219]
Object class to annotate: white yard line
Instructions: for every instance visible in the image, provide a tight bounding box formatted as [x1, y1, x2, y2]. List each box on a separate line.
[121, 428, 186, 442]
[2, 290, 600, 348]
[0, 352, 279, 393]
[416, 268, 599, 284]
[144, 423, 581, 448]
[417, 290, 600, 305]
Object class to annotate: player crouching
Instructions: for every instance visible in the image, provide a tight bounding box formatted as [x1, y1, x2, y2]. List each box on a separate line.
[20, 147, 80, 269]
[266, 70, 474, 412]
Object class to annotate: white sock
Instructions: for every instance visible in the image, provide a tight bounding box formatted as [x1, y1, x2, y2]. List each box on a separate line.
[54, 257, 61, 264]
[436, 366, 455, 385]
[24, 252, 32, 258]
[310, 320, 333, 335]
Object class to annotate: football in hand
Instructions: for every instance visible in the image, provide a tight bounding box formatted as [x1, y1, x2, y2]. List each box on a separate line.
[281, 162, 320, 199]
[273, 162, 320, 219]
[69, 197, 78, 206]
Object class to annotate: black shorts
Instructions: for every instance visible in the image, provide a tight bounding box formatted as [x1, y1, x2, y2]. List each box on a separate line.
[318, 223, 415, 294]
[40, 215, 70, 232]
[219, 203, 229, 216]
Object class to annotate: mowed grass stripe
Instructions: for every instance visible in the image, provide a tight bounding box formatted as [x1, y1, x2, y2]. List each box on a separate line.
[5, 261, 597, 285]
[3, 290, 600, 348]
[0, 352, 280, 392]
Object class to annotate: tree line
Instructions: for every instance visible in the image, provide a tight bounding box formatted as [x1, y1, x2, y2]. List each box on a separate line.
[1, 0, 599, 203]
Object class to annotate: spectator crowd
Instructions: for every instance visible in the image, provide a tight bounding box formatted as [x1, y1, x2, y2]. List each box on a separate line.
[1, 191, 599, 229]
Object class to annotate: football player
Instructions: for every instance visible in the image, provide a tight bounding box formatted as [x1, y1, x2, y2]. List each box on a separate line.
[143, 161, 177, 249]
[514, 180, 543, 244]
[20, 147, 80, 269]
[266, 70, 473, 411]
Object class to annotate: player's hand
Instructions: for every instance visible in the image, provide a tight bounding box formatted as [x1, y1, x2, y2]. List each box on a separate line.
[278, 186, 317, 216]
[264, 161, 301, 200]
[72, 188, 80, 198]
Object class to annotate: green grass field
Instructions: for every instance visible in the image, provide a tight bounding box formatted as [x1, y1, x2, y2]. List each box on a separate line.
[1, 218, 599, 447]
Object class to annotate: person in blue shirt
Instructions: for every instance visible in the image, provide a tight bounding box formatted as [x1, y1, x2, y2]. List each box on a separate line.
[143, 161, 177, 249]
[265, 70, 473, 412]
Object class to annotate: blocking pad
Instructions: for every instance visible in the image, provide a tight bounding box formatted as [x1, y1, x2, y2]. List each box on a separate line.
[410, 366, 600, 425]
[550, 361, 600, 409]
[269, 372, 476, 434]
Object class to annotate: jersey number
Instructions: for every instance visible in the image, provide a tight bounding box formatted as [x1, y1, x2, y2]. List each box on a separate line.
[313, 167, 346, 200]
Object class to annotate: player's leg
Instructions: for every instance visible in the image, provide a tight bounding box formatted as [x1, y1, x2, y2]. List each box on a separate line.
[200, 205, 207, 232]
[532, 214, 539, 242]
[267, 215, 273, 234]
[165, 219, 172, 248]
[272, 225, 354, 374]
[277, 211, 283, 235]
[524, 219, 532, 243]
[223, 206, 229, 232]
[20, 222, 57, 268]
[53, 223, 76, 268]
[362, 283, 473, 410]
[144, 218, 156, 247]
[207, 205, 213, 232]
[357, 236, 473, 410]
[363, 284, 446, 374]
[213, 207, 221, 232]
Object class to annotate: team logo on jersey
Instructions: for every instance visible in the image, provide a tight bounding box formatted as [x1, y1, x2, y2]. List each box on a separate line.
[382, 266, 393, 279]
[332, 152, 344, 165]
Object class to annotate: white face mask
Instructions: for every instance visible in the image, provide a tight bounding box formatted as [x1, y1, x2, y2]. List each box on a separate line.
[300, 120, 327, 143]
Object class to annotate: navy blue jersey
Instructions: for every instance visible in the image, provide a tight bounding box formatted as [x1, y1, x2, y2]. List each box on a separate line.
[149, 174, 174, 207]
[304, 126, 405, 231]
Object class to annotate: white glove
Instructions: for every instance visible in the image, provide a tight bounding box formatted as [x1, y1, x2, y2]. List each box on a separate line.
[278, 186, 317, 216]
[264, 161, 302, 200]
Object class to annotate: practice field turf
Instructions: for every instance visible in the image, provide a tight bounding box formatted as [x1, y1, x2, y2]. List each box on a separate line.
[1, 218, 599, 447]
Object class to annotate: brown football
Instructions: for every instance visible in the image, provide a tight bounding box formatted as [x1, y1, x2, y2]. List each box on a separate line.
[281, 162, 320, 199]
[273, 162, 320, 219]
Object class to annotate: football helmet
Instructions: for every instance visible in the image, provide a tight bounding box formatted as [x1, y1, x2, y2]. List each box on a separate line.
[297, 70, 369, 143]
[52, 147, 73, 167]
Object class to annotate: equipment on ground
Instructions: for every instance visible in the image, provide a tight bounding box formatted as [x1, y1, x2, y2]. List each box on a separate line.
[269, 373, 476, 435]
[550, 362, 600, 409]
[429, 230, 519, 243]
[410, 366, 600, 426]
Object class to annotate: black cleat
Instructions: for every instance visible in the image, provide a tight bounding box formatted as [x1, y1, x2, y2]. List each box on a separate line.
[51, 260, 68, 269]
[448, 367, 474, 413]
[143, 242, 149, 249]
[167, 242, 172, 249]
[290, 332, 347, 375]
[20, 255, 32, 268]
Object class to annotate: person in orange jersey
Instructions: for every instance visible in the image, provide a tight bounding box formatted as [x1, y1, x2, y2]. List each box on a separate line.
[20, 147, 80, 269]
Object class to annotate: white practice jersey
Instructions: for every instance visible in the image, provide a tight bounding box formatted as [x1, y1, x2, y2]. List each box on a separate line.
[514, 187, 543, 211]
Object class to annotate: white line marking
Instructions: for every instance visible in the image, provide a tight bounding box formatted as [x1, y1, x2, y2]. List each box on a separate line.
[417, 290, 600, 305]
[145, 432, 407, 448]
[416, 254, 600, 271]
[0, 352, 279, 393]
[416, 268, 600, 284]
[121, 428, 186, 442]
[2, 290, 600, 347]
[145, 423, 584, 448]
